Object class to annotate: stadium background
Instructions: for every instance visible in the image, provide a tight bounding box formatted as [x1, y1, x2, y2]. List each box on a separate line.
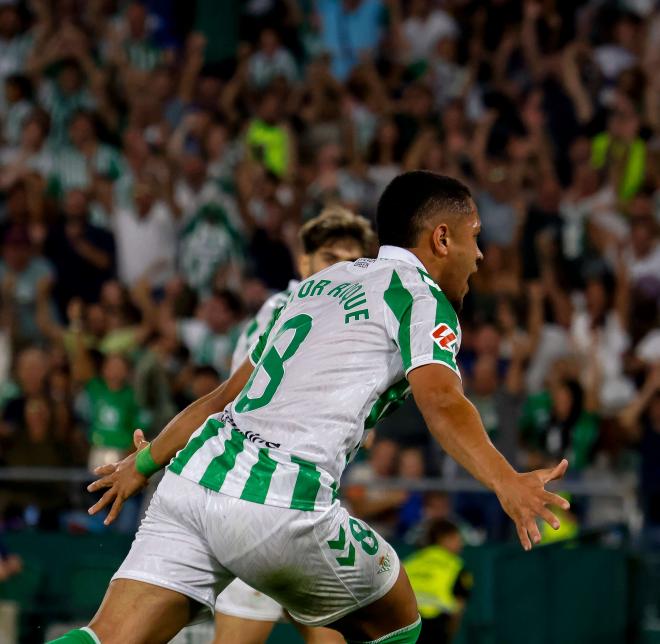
[0, 0, 658, 642]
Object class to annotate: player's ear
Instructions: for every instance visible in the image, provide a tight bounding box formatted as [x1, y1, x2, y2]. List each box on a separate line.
[432, 224, 449, 258]
[298, 253, 311, 278]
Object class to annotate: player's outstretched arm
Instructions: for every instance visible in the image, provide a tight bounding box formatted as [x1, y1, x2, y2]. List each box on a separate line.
[87, 359, 254, 524]
[408, 364, 570, 551]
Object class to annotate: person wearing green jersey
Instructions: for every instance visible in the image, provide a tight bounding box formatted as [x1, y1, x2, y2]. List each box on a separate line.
[59, 172, 569, 644]
[80, 354, 145, 471]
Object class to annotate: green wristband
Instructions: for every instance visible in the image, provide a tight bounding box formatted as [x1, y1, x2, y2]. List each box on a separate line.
[135, 443, 162, 478]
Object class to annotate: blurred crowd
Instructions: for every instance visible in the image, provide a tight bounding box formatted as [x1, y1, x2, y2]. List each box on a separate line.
[0, 0, 658, 544]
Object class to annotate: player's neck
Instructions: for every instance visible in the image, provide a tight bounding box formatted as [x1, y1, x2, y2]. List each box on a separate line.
[407, 246, 443, 284]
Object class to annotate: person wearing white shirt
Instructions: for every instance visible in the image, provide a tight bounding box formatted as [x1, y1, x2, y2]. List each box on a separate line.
[113, 180, 176, 288]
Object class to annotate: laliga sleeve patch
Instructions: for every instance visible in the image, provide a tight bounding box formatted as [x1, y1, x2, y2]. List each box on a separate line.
[431, 323, 457, 353]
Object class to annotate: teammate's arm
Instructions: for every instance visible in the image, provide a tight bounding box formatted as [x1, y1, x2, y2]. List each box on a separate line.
[87, 359, 254, 524]
[408, 364, 570, 551]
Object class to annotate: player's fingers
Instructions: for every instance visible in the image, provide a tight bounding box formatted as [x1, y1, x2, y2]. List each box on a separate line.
[88, 489, 116, 516]
[133, 428, 147, 450]
[527, 517, 542, 545]
[93, 463, 117, 477]
[538, 506, 561, 530]
[516, 522, 532, 552]
[104, 495, 125, 526]
[541, 459, 568, 484]
[543, 491, 570, 510]
[87, 474, 115, 492]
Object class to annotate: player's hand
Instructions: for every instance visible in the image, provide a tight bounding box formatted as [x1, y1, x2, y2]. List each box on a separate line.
[495, 459, 570, 551]
[87, 429, 150, 525]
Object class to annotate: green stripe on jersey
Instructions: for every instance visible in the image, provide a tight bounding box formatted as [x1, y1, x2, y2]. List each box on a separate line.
[290, 456, 321, 510]
[199, 429, 246, 491]
[365, 378, 410, 428]
[169, 417, 224, 475]
[330, 480, 340, 502]
[244, 318, 259, 341]
[240, 448, 278, 504]
[384, 270, 414, 370]
[417, 268, 459, 366]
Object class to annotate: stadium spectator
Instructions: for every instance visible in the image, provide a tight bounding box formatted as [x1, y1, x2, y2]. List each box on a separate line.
[43, 189, 115, 316]
[403, 519, 472, 644]
[76, 353, 144, 471]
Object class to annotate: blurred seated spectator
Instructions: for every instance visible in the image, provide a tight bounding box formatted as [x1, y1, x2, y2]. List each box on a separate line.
[50, 110, 124, 196]
[396, 446, 426, 538]
[2, 74, 33, 147]
[114, 179, 176, 289]
[403, 519, 473, 644]
[0, 225, 54, 346]
[519, 360, 600, 472]
[2, 396, 70, 528]
[591, 93, 647, 202]
[245, 88, 295, 179]
[43, 189, 115, 316]
[248, 28, 298, 89]
[0, 347, 48, 456]
[0, 108, 53, 191]
[75, 353, 145, 471]
[162, 288, 245, 380]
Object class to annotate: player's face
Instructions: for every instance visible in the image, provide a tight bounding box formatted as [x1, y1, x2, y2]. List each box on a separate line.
[439, 202, 482, 309]
[300, 238, 364, 278]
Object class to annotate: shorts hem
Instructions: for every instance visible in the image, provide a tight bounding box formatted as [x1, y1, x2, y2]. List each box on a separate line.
[288, 554, 401, 627]
[112, 570, 216, 613]
[214, 603, 284, 622]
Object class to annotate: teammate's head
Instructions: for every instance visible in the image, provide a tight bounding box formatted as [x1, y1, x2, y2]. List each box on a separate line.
[428, 518, 463, 554]
[298, 206, 375, 278]
[376, 171, 482, 308]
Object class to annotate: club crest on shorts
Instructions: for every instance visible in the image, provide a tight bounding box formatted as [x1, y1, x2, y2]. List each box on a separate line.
[377, 553, 392, 574]
[431, 323, 457, 353]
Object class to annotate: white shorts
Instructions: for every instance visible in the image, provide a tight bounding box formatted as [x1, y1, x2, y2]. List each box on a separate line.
[114, 471, 400, 626]
[215, 578, 284, 622]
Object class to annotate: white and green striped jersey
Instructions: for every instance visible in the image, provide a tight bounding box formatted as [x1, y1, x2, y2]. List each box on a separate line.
[169, 246, 461, 511]
[230, 279, 299, 373]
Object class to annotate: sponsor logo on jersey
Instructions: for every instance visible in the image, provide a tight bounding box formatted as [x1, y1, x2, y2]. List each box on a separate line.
[431, 323, 457, 353]
[222, 410, 281, 448]
[377, 553, 392, 574]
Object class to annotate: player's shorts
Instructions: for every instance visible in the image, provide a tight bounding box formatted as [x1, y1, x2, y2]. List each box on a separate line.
[113, 470, 400, 626]
[215, 578, 284, 622]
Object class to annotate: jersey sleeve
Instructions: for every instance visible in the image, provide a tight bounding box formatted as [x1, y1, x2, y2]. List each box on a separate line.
[384, 268, 461, 378]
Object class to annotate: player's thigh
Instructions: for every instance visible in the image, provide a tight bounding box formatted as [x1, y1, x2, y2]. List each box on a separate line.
[213, 578, 282, 644]
[89, 578, 194, 644]
[293, 624, 346, 644]
[212, 613, 275, 644]
[328, 565, 419, 642]
[113, 471, 234, 614]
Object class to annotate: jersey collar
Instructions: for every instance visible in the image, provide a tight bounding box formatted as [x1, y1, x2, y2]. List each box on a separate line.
[377, 245, 428, 273]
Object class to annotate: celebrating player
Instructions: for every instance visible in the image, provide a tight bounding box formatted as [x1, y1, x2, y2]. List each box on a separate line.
[54, 171, 570, 644]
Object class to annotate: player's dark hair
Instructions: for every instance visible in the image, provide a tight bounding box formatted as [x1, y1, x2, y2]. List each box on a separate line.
[376, 171, 472, 248]
[300, 207, 376, 255]
[427, 518, 461, 546]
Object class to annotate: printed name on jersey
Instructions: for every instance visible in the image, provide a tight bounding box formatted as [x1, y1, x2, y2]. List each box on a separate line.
[431, 323, 458, 353]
